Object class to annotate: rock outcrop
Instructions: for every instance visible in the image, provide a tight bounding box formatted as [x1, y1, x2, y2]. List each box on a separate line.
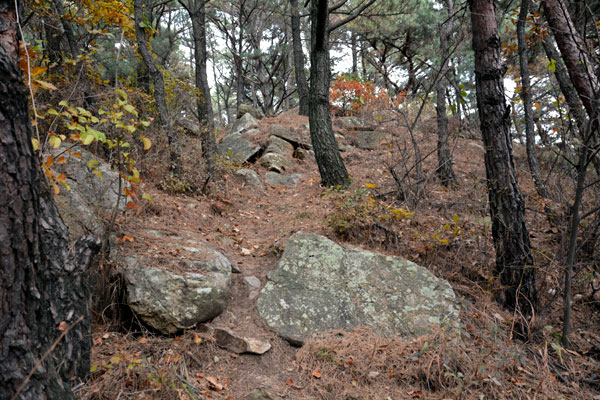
[52, 145, 126, 241]
[256, 232, 460, 345]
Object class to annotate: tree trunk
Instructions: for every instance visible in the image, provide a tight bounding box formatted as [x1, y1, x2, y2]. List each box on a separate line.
[469, 0, 536, 315]
[0, 3, 100, 398]
[542, 0, 598, 117]
[133, 0, 181, 175]
[187, 0, 216, 183]
[517, 0, 549, 199]
[291, 0, 310, 116]
[435, 0, 458, 186]
[309, 0, 350, 188]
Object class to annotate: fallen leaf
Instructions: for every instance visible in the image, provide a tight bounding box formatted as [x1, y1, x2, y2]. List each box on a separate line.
[205, 376, 223, 391]
[286, 378, 294, 386]
[139, 337, 148, 344]
[57, 321, 67, 331]
[312, 369, 322, 379]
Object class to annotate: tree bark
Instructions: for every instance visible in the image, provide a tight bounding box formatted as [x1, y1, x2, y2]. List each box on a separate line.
[517, 0, 549, 199]
[187, 0, 216, 183]
[133, 0, 181, 175]
[469, 0, 536, 315]
[309, 0, 350, 188]
[0, 2, 100, 398]
[435, 0, 458, 187]
[291, 0, 310, 116]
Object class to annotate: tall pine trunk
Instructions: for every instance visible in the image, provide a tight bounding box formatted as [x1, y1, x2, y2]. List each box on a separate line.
[309, 0, 350, 188]
[0, 2, 100, 397]
[469, 0, 536, 316]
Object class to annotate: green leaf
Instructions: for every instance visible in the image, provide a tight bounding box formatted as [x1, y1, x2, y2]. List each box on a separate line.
[81, 133, 94, 145]
[453, 215, 460, 224]
[547, 58, 556, 73]
[142, 193, 153, 203]
[123, 104, 138, 116]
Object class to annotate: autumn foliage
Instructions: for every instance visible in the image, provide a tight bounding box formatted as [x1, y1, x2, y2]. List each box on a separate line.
[329, 75, 406, 115]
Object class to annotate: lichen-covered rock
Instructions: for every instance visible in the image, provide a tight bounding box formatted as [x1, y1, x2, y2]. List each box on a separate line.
[231, 113, 259, 134]
[256, 232, 459, 344]
[218, 132, 261, 163]
[52, 145, 126, 241]
[121, 230, 232, 334]
[264, 172, 302, 186]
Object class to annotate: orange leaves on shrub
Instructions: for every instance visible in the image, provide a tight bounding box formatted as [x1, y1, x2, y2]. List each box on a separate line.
[329, 76, 405, 115]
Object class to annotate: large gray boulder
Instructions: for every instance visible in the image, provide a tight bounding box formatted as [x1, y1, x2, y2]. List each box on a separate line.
[218, 132, 261, 163]
[231, 113, 259, 134]
[260, 136, 295, 172]
[121, 229, 232, 334]
[52, 145, 126, 240]
[256, 232, 459, 345]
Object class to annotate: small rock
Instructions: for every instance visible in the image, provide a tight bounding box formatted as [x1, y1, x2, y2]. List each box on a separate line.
[245, 389, 284, 400]
[264, 172, 302, 186]
[368, 371, 380, 379]
[238, 104, 265, 120]
[260, 152, 293, 173]
[241, 247, 252, 256]
[213, 328, 271, 355]
[354, 131, 389, 150]
[243, 276, 261, 290]
[231, 113, 259, 134]
[271, 125, 311, 149]
[235, 168, 264, 191]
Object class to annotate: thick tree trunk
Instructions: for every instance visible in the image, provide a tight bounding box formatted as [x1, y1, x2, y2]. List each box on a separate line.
[469, 0, 536, 315]
[188, 0, 216, 183]
[291, 0, 310, 116]
[0, 3, 100, 398]
[517, 0, 549, 199]
[133, 0, 181, 175]
[435, 0, 457, 187]
[309, 0, 350, 188]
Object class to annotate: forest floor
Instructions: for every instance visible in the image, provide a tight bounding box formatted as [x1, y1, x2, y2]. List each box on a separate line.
[79, 108, 600, 399]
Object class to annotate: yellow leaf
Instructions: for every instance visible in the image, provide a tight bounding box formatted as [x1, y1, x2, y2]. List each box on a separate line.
[365, 183, 377, 189]
[110, 356, 121, 365]
[32, 138, 39, 151]
[535, 102, 541, 109]
[453, 215, 460, 224]
[81, 133, 94, 145]
[48, 135, 61, 149]
[34, 79, 57, 91]
[438, 239, 449, 245]
[140, 135, 152, 150]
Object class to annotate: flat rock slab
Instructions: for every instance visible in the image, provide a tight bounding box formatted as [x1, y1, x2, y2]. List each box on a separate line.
[121, 230, 232, 334]
[256, 232, 460, 345]
[218, 132, 261, 163]
[270, 125, 311, 149]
